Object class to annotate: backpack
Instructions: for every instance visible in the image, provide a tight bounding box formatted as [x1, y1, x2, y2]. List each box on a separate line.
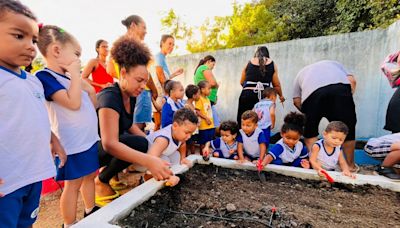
[381, 51, 400, 88]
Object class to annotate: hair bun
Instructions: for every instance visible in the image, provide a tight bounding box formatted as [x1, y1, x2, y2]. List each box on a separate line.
[283, 112, 305, 128]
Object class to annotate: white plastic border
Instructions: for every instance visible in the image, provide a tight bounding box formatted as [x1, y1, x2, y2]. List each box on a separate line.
[74, 155, 400, 227]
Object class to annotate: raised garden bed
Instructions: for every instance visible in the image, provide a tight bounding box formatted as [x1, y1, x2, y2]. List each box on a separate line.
[117, 165, 400, 228]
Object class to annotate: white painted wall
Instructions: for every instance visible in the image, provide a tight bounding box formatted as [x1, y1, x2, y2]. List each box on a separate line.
[166, 21, 400, 138]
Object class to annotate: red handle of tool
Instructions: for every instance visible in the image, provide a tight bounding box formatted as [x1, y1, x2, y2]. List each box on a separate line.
[320, 170, 335, 183]
[256, 159, 263, 172]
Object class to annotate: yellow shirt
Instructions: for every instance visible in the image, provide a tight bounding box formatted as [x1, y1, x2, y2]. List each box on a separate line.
[195, 96, 214, 130]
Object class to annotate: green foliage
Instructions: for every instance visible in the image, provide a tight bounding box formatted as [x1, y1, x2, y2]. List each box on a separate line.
[160, 0, 400, 53]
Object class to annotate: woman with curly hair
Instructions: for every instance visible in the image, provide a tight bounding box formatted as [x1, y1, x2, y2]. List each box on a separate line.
[95, 36, 172, 206]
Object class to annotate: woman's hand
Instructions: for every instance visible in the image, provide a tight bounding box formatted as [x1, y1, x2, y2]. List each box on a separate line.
[146, 156, 173, 181]
[279, 96, 286, 103]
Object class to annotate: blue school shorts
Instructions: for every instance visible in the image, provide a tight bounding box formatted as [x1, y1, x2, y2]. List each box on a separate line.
[134, 90, 152, 123]
[198, 128, 216, 145]
[262, 127, 271, 146]
[213, 150, 238, 160]
[0, 181, 42, 228]
[55, 142, 99, 181]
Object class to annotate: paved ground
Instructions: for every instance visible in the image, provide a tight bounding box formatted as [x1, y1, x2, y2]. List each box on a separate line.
[34, 172, 142, 228]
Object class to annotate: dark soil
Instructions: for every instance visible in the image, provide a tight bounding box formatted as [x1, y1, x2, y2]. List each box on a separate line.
[117, 165, 400, 228]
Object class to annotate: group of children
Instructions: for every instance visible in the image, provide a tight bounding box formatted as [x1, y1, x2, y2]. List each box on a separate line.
[0, 1, 358, 228]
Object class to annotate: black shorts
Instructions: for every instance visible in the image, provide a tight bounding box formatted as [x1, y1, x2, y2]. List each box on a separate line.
[301, 83, 357, 140]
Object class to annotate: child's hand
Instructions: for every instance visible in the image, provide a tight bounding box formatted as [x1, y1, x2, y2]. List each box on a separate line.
[60, 59, 81, 77]
[300, 159, 310, 169]
[202, 147, 210, 157]
[181, 158, 193, 168]
[165, 175, 180, 187]
[237, 159, 246, 164]
[317, 169, 326, 178]
[0, 178, 4, 197]
[342, 170, 356, 179]
[146, 156, 173, 181]
[51, 142, 67, 168]
[229, 149, 236, 155]
[205, 118, 212, 125]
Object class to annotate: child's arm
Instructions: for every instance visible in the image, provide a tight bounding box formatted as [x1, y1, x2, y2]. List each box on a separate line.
[338, 151, 356, 178]
[309, 144, 324, 175]
[261, 154, 274, 166]
[237, 142, 246, 163]
[179, 143, 192, 167]
[195, 109, 211, 125]
[51, 59, 82, 110]
[148, 137, 169, 158]
[270, 104, 276, 129]
[259, 143, 267, 162]
[50, 132, 67, 168]
[202, 141, 212, 156]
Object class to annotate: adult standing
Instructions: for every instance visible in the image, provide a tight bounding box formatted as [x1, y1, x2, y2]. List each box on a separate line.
[153, 34, 184, 130]
[81, 39, 114, 93]
[194, 55, 220, 127]
[237, 46, 285, 126]
[95, 36, 172, 204]
[107, 15, 158, 131]
[384, 55, 400, 133]
[292, 60, 358, 172]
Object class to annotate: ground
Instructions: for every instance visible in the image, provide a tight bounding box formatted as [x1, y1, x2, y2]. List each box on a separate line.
[118, 165, 400, 228]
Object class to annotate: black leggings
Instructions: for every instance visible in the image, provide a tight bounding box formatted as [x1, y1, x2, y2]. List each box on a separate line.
[98, 134, 148, 184]
[237, 89, 259, 126]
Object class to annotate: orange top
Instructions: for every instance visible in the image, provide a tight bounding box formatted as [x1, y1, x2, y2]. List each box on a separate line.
[92, 63, 114, 93]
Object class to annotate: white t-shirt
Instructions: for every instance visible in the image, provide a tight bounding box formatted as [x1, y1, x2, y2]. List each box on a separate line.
[292, 60, 351, 103]
[36, 69, 99, 155]
[315, 139, 341, 170]
[253, 99, 275, 129]
[0, 67, 56, 196]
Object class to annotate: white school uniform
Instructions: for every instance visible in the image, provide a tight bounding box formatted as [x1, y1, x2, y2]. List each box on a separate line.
[0, 67, 55, 195]
[147, 124, 182, 165]
[253, 99, 275, 129]
[315, 139, 341, 170]
[210, 137, 238, 158]
[238, 128, 266, 158]
[269, 139, 308, 163]
[36, 69, 99, 155]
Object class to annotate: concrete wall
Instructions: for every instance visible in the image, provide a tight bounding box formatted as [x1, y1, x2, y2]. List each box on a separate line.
[166, 21, 400, 138]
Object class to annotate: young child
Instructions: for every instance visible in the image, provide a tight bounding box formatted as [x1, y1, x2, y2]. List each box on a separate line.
[203, 121, 239, 160]
[161, 80, 185, 128]
[237, 110, 268, 163]
[184, 84, 200, 154]
[195, 80, 215, 149]
[36, 25, 100, 226]
[253, 88, 276, 147]
[0, 2, 65, 227]
[147, 108, 198, 186]
[309, 121, 355, 179]
[261, 112, 310, 168]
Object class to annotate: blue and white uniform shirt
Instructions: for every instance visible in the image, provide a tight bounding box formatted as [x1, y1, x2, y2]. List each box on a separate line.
[269, 139, 308, 163]
[315, 139, 341, 170]
[210, 137, 238, 158]
[237, 128, 267, 158]
[253, 99, 275, 129]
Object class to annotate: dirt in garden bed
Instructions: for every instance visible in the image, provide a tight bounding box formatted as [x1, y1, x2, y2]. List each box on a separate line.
[117, 165, 400, 228]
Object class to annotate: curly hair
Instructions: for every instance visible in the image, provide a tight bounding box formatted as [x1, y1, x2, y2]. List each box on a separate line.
[281, 112, 306, 135]
[0, 0, 36, 21]
[38, 25, 76, 57]
[219, 120, 239, 135]
[173, 108, 198, 125]
[185, 84, 199, 99]
[111, 35, 151, 70]
[241, 110, 258, 124]
[325, 121, 349, 135]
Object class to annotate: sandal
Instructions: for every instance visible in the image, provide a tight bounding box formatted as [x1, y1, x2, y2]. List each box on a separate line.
[350, 164, 360, 173]
[375, 166, 400, 181]
[95, 192, 120, 207]
[109, 179, 128, 191]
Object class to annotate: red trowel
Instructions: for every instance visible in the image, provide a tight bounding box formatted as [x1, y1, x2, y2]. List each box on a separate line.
[256, 159, 266, 182]
[320, 169, 335, 183]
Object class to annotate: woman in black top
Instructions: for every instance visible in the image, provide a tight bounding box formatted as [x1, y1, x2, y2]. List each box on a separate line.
[95, 36, 172, 202]
[237, 46, 285, 125]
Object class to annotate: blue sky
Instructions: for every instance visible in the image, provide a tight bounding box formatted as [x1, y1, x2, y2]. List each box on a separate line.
[22, 0, 250, 63]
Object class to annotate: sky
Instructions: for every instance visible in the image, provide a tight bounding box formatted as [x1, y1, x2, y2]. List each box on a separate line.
[22, 0, 250, 63]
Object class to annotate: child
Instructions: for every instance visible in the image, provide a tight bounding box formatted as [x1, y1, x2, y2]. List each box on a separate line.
[309, 121, 355, 179]
[161, 80, 185, 128]
[147, 108, 198, 186]
[203, 121, 239, 160]
[261, 112, 310, 168]
[237, 110, 268, 163]
[185, 84, 200, 154]
[0, 1, 65, 227]
[36, 25, 100, 226]
[195, 80, 215, 149]
[253, 88, 276, 147]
